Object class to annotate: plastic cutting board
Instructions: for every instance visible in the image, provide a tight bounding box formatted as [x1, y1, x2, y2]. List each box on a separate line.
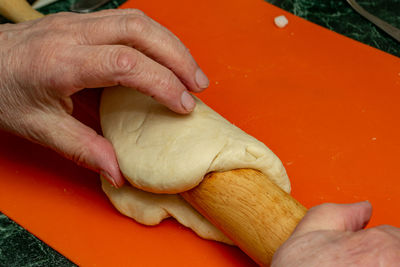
[0, 0, 399, 266]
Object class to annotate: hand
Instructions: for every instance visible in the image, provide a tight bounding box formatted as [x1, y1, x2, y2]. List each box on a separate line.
[271, 201, 400, 266]
[0, 10, 209, 187]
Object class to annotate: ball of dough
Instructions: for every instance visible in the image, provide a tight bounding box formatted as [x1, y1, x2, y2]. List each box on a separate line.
[99, 86, 290, 244]
[100, 86, 290, 194]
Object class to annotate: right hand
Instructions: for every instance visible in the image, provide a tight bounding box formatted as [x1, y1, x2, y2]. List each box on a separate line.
[272, 201, 400, 266]
[0, 9, 209, 187]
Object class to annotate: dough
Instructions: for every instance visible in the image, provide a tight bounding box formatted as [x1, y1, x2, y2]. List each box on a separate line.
[101, 177, 233, 244]
[100, 86, 290, 244]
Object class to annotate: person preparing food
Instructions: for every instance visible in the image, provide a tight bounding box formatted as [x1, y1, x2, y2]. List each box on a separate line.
[0, 10, 399, 266]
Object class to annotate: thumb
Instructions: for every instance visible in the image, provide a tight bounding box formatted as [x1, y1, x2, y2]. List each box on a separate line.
[291, 201, 372, 238]
[38, 111, 125, 188]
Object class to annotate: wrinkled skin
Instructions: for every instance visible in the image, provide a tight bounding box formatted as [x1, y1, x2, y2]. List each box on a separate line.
[0, 10, 209, 187]
[1, 11, 399, 266]
[272, 202, 400, 267]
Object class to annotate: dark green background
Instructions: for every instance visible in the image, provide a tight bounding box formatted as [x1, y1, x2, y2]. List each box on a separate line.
[1, 0, 399, 266]
[39, 0, 400, 58]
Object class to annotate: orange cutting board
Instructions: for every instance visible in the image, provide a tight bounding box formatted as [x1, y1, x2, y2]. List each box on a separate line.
[1, 0, 399, 266]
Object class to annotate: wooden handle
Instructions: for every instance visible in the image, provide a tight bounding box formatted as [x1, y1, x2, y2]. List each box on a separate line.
[0, 0, 44, 23]
[181, 169, 307, 266]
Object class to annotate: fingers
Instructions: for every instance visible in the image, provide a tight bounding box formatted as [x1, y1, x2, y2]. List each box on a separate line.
[34, 111, 125, 188]
[56, 45, 195, 114]
[21, 10, 208, 114]
[74, 11, 208, 93]
[291, 201, 372, 238]
[72, 8, 147, 18]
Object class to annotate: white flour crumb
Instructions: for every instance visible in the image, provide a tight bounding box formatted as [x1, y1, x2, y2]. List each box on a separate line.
[274, 15, 288, 28]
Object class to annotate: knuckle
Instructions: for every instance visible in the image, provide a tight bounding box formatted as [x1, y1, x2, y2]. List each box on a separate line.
[157, 71, 179, 92]
[124, 15, 150, 35]
[111, 47, 139, 75]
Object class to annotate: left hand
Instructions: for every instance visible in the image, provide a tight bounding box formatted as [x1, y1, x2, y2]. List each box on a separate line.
[271, 201, 400, 266]
[0, 10, 208, 187]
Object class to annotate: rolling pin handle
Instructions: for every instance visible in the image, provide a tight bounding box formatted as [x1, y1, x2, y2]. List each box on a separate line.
[0, 0, 44, 23]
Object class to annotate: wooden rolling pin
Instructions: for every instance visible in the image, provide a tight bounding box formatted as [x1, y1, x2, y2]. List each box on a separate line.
[0, 0, 43, 23]
[182, 169, 307, 266]
[1, 4, 308, 265]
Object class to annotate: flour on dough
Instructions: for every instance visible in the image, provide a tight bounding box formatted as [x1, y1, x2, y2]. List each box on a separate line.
[100, 86, 290, 244]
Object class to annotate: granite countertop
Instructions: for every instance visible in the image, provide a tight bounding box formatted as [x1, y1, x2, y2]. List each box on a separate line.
[0, 0, 399, 266]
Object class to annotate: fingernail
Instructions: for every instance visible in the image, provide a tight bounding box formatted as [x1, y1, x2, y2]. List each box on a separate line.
[181, 91, 195, 112]
[100, 170, 119, 188]
[195, 68, 209, 90]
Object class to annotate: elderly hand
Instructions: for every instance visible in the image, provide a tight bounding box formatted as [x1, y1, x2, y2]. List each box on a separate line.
[271, 201, 400, 266]
[0, 10, 209, 187]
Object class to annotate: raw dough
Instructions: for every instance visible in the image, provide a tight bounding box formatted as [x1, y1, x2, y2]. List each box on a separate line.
[100, 86, 290, 244]
[101, 177, 233, 244]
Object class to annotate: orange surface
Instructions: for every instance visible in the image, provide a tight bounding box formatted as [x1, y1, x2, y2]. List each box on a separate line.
[1, 0, 400, 266]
